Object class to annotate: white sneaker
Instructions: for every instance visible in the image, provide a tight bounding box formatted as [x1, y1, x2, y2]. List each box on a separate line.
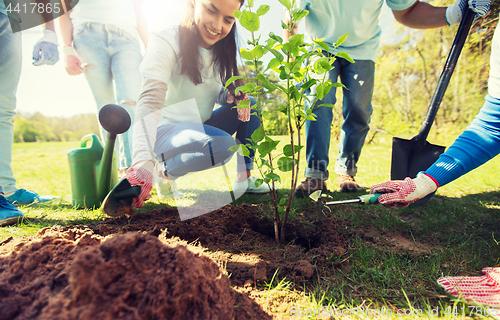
[155, 179, 184, 200]
[233, 176, 271, 194]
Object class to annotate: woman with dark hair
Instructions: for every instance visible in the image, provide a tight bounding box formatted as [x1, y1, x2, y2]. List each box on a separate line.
[125, 0, 270, 208]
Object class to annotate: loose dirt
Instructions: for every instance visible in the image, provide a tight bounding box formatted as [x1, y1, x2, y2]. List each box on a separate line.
[0, 204, 431, 319]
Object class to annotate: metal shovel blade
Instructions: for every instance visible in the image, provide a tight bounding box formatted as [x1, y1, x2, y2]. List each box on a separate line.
[101, 178, 141, 217]
[391, 137, 445, 181]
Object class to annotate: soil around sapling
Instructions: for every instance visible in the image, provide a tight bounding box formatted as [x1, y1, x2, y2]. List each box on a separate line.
[0, 203, 437, 319]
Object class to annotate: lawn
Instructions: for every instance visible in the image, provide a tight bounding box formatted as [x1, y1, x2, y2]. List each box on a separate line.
[1, 136, 500, 319]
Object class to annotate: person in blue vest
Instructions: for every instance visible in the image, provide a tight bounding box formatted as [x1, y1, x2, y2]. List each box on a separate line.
[286, 0, 491, 197]
[0, 0, 59, 226]
[371, 20, 500, 207]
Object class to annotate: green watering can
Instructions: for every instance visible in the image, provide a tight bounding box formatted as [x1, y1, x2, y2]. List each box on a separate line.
[68, 104, 131, 209]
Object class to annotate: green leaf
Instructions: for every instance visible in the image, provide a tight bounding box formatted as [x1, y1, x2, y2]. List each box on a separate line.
[251, 45, 265, 60]
[267, 58, 280, 71]
[336, 51, 355, 64]
[278, 0, 292, 10]
[240, 48, 253, 60]
[224, 75, 243, 89]
[313, 38, 329, 52]
[229, 144, 250, 157]
[281, 20, 288, 30]
[265, 172, 281, 183]
[318, 103, 335, 108]
[292, 9, 309, 21]
[277, 156, 294, 172]
[335, 33, 349, 47]
[315, 82, 333, 100]
[283, 144, 304, 156]
[256, 74, 277, 91]
[254, 177, 263, 188]
[305, 114, 316, 121]
[240, 11, 259, 32]
[247, 0, 253, 7]
[279, 198, 287, 205]
[269, 32, 283, 44]
[332, 82, 346, 88]
[251, 125, 265, 143]
[278, 206, 285, 213]
[256, 5, 270, 16]
[233, 10, 242, 19]
[236, 99, 251, 108]
[258, 137, 279, 157]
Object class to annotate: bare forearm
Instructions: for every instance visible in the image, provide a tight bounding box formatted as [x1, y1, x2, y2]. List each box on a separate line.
[59, 11, 73, 45]
[393, 2, 448, 29]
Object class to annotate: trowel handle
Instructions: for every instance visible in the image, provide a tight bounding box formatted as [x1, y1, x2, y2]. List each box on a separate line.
[359, 194, 382, 205]
[114, 186, 141, 200]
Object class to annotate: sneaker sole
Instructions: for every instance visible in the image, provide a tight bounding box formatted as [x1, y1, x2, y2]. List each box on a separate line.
[0, 216, 23, 227]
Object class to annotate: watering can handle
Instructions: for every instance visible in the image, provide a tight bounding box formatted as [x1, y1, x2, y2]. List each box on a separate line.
[80, 134, 101, 148]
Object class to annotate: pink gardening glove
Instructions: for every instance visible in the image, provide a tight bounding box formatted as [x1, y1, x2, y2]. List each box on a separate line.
[370, 173, 438, 207]
[437, 267, 500, 307]
[228, 91, 250, 122]
[125, 161, 154, 208]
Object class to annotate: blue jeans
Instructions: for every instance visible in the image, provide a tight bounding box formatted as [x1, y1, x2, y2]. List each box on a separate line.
[0, 14, 22, 194]
[73, 22, 143, 170]
[153, 100, 259, 178]
[305, 56, 374, 179]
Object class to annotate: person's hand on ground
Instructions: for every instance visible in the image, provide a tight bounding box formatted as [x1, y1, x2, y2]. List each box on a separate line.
[32, 29, 59, 66]
[125, 160, 154, 208]
[370, 173, 438, 207]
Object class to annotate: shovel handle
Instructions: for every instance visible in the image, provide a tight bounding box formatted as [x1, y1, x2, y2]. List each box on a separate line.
[416, 9, 475, 143]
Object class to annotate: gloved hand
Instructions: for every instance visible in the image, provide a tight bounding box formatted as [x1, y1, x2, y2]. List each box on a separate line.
[32, 29, 59, 66]
[445, 0, 491, 26]
[125, 161, 154, 208]
[62, 45, 84, 75]
[437, 267, 500, 307]
[228, 91, 250, 122]
[370, 173, 439, 207]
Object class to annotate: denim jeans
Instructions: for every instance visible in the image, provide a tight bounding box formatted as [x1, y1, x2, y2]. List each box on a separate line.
[73, 22, 142, 170]
[304, 56, 374, 179]
[153, 100, 259, 178]
[0, 14, 22, 194]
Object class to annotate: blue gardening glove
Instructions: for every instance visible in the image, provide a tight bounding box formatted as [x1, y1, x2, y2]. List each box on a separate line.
[32, 29, 59, 66]
[445, 0, 491, 26]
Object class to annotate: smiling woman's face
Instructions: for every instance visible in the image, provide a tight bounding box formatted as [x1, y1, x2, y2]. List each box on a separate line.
[193, 0, 241, 49]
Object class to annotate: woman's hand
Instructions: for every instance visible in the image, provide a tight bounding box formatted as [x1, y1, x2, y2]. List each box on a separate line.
[124, 160, 154, 208]
[228, 91, 250, 122]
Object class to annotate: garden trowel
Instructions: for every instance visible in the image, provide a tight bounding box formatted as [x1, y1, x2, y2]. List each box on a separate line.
[309, 190, 382, 216]
[101, 178, 141, 217]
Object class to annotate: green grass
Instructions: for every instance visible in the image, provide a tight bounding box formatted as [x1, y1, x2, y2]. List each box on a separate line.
[2, 136, 500, 318]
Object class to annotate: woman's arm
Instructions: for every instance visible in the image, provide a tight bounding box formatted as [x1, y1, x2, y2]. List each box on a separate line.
[59, 10, 84, 75]
[132, 78, 167, 165]
[133, 0, 149, 47]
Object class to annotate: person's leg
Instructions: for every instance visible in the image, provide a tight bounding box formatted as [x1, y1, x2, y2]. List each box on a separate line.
[73, 24, 115, 146]
[0, 15, 21, 195]
[203, 99, 259, 174]
[304, 58, 341, 181]
[335, 58, 375, 189]
[295, 55, 340, 196]
[153, 123, 236, 178]
[109, 28, 143, 170]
